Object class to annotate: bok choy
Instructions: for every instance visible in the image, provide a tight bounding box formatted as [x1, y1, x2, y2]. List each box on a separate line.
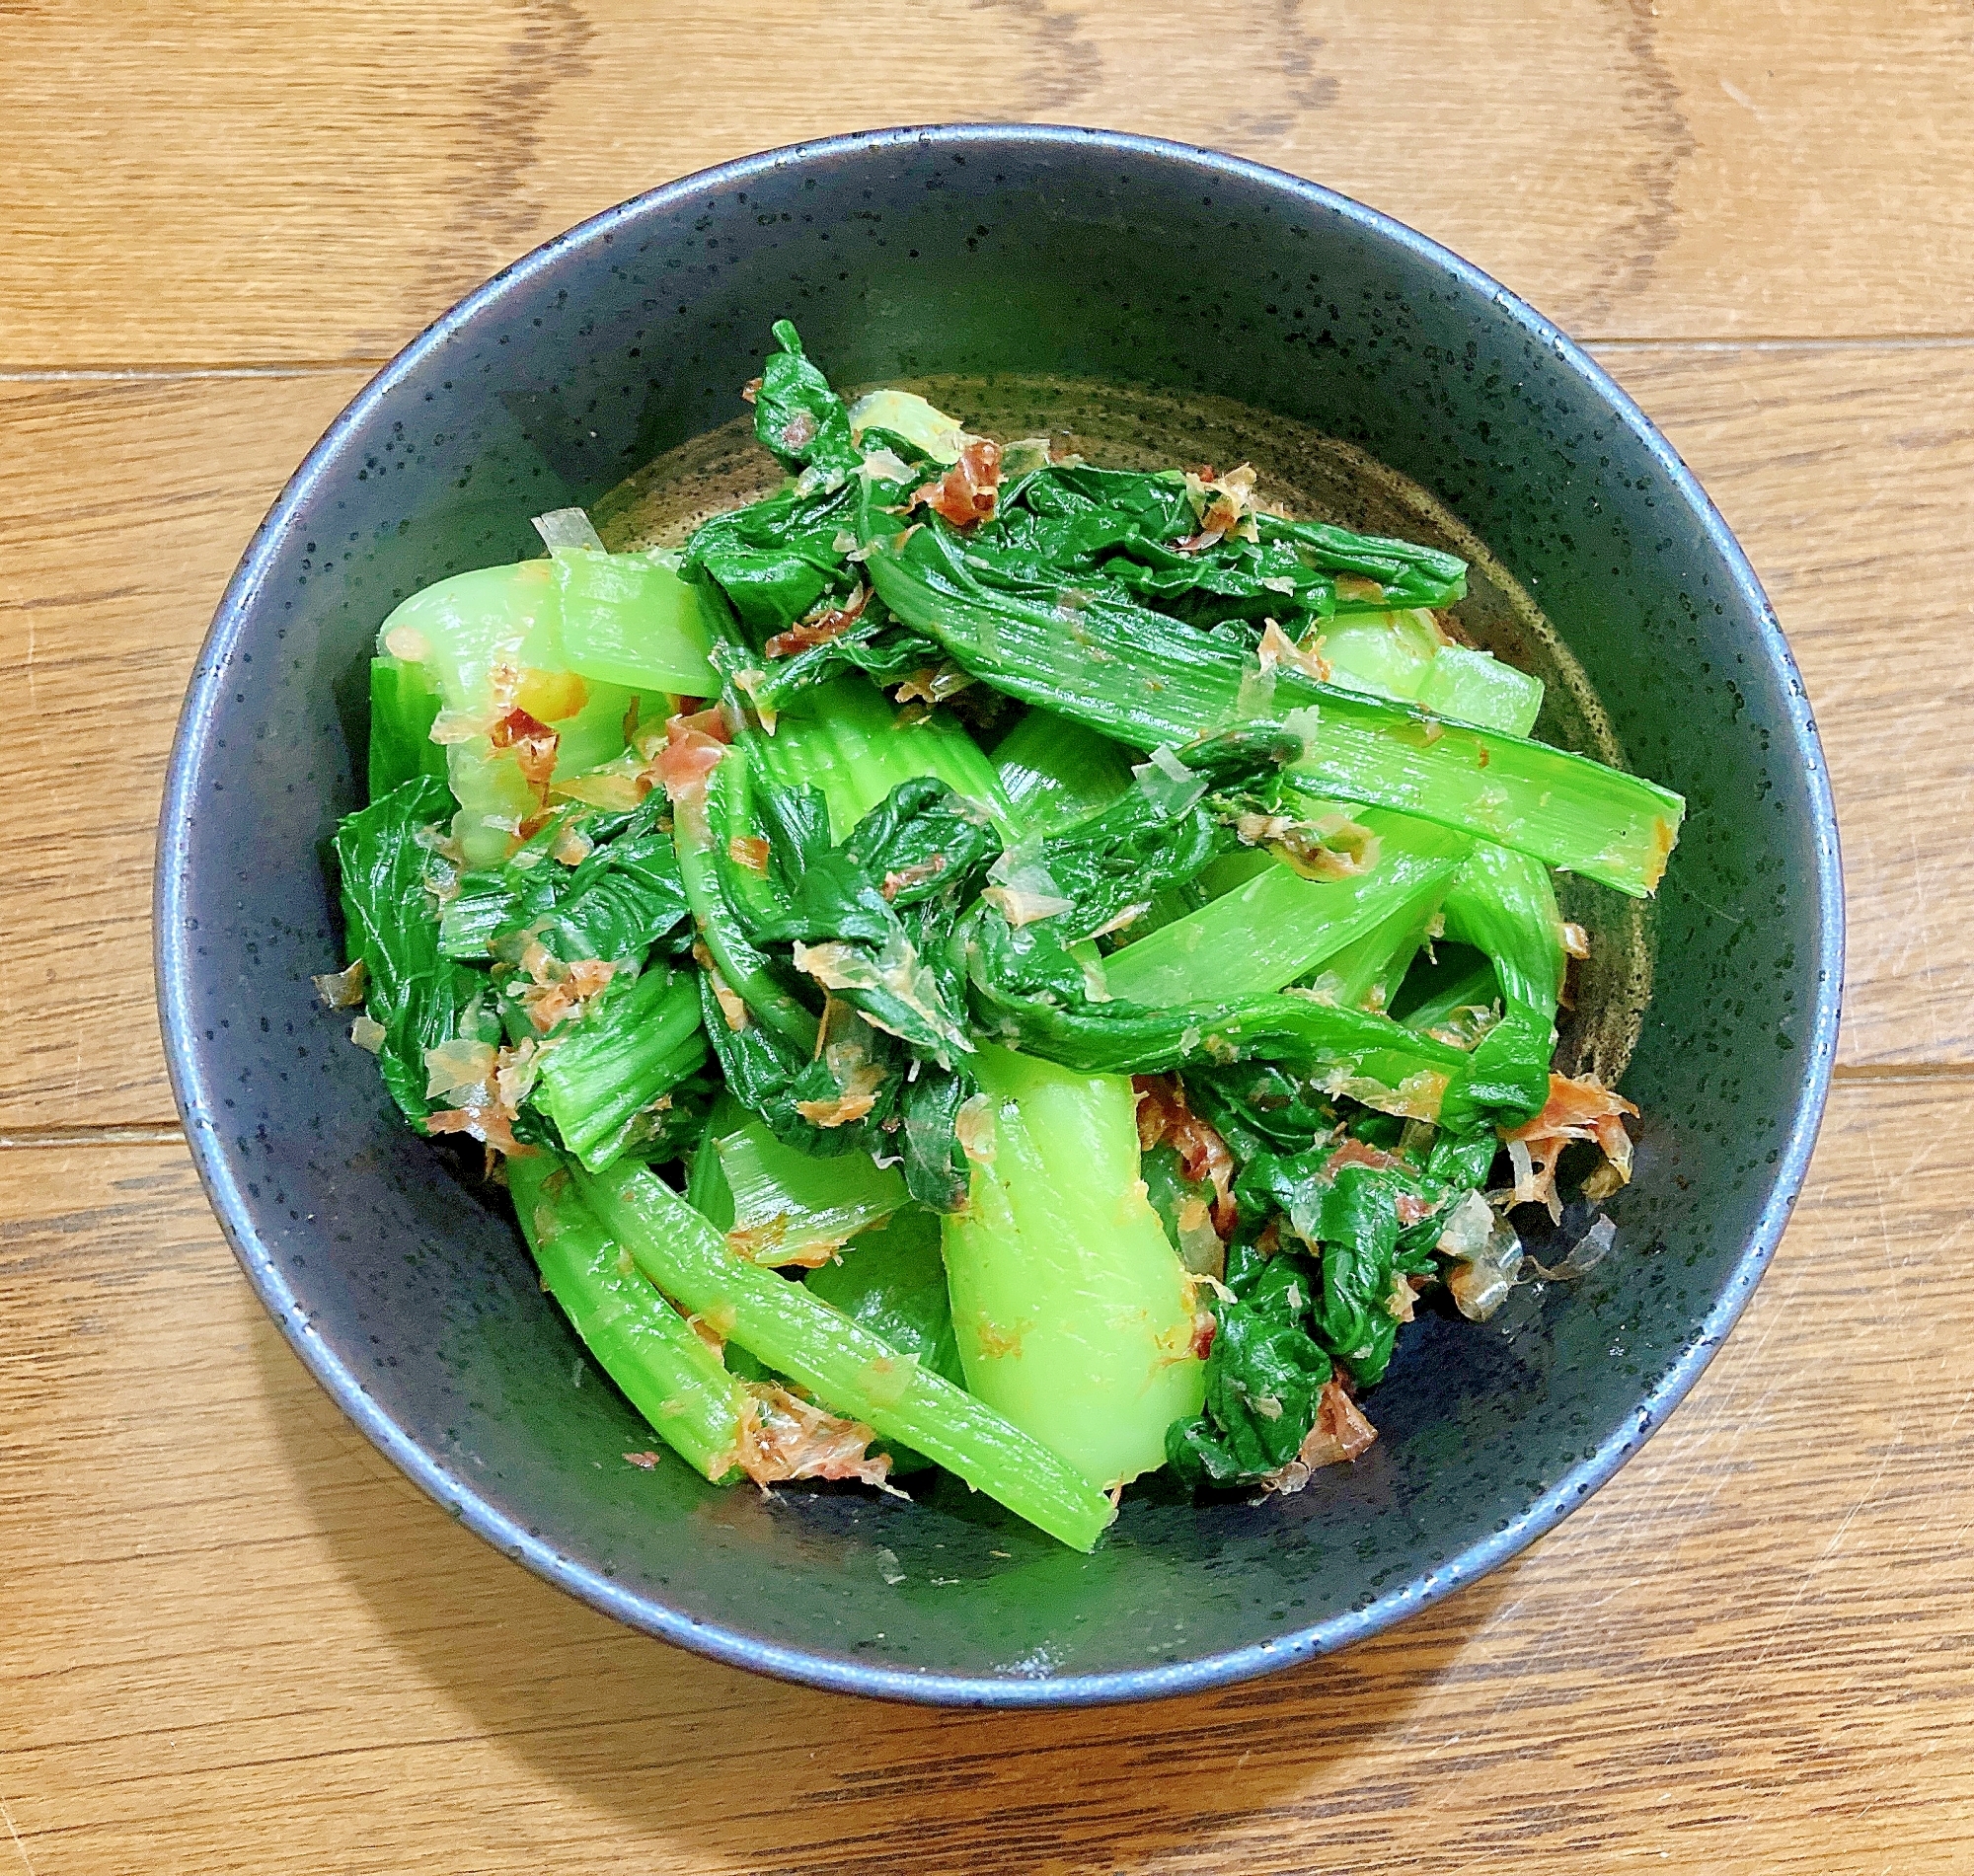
[322, 318, 1677, 1543]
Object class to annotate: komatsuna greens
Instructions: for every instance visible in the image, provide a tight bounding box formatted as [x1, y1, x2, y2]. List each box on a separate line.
[318, 318, 1678, 1549]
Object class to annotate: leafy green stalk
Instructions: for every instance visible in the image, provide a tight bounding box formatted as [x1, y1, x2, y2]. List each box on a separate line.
[963, 909, 1477, 1116]
[367, 655, 450, 798]
[691, 1097, 892, 1366]
[551, 547, 720, 697]
[991, 707, 1135, 832]
[941, 1045, 1206, 1488]
[744, 674, 1009, 840]
[1399, 951, 1501, 1039]
[671, 752, 820, 1054]
[804, 1208, 963, 1472]
[1100, 811, 1468, 1006]
[1316, 604, 1549, 1011]
[713, 1109, 909, 1263]
[574, 1160, 1118, 1550]
[1323, 612, 1545, 737]
[332, 774, 497, 1123]
[372, 560, 639, 865]
[1303, 891, 1451, 1015]
[1438, 843, 1566, 1123]
[685, 1094, 742, 1228]
[954, 456, 1466, 621]
[866, 525, 1682, 897]
[533, 966, 708, 1170]
[706, 736, 814, 939]
[508, 1154, 748, 1481]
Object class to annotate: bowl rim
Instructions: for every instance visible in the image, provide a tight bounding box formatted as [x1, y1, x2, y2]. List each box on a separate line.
[155, 120, 1845, 1708]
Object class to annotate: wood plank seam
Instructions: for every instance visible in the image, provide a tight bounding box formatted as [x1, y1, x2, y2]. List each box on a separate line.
[14, 337, 1974, 385]
[3, 1064, 1952, 1150]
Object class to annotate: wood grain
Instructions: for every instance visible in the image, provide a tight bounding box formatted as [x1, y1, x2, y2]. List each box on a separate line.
[6, 0, 1974, 366]
[1617, 342, 1974, 1067]
[1, 1081, 1966, 1875]
[0, 372, 367, 1128]
[0, 346, 1966, 1126]
[9, 14, 1974, 1866]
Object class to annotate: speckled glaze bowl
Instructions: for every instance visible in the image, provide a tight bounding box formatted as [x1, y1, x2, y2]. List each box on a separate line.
[156, 126, 1841, 1706]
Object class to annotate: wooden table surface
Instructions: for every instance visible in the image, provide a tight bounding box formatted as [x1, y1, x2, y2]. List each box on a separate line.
[5, 5, 1973, 1871]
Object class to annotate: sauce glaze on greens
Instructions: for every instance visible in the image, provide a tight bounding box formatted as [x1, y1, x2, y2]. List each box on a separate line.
[324, 322, 1682, 1550]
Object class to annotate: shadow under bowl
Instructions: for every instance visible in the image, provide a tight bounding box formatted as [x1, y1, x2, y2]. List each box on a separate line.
[157, 124, 1841, 1707]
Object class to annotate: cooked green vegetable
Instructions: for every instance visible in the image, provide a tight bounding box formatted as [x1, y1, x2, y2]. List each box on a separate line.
[750, 318, 863, 480]
[371, 560, 644, 865]
[438, 794, 690, 965]
[713, 1107, 909, 1263]
[1438, 842, 1567, 1123]
[805, 1208, 961, 1379]
[575, 1160, 1116, 1550]
[367, 654, 450, 797]
[327, 318, 1679, 1547]
[991, 707, 1134, 832]
[670, 747, 820, 1056]
[550, 545, 721, 698]
[332, 773, 497, 1124]
[1399, 950, 1500, 1039]
[985, 724, 1303, 946]
[1101, 811, 1469, 1006]
[743, 672, 1009, 838]
[741, 769, 1000, 1062]
[805, 1207, 963, 1472]
[508, 1153, 749, 1481]
[961, 903, 1477, 1105]
[1306, 892, 1451, 1016]
[533, 965, 708, 1171]
[864, 524, 1681, 897]
[941, 1045, 1205, 1489]
[1167, 1249, 1332, 1488]
[1324, 610, 1544, 736]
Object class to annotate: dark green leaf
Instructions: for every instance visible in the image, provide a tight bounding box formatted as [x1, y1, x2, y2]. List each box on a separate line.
[1185, 1063, 1341, 1161]
[530, 965, 710, 1170]
[332, 775, 497, 1125]
[897, 1063, 976, 1213]
[439, 796, 690, 969]
[751, 319, 860, 478]
[695, 973, 901, 1161]
[1166, 1250, 1332, 1488]
[748, 776, 1001, 1061]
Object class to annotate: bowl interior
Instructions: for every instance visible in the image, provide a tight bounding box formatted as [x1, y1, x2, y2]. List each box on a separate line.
[159, 127, 1838, 1704]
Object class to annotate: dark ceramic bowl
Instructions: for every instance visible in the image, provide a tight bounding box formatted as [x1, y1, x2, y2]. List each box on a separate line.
[157, 125, 1841, 1706]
